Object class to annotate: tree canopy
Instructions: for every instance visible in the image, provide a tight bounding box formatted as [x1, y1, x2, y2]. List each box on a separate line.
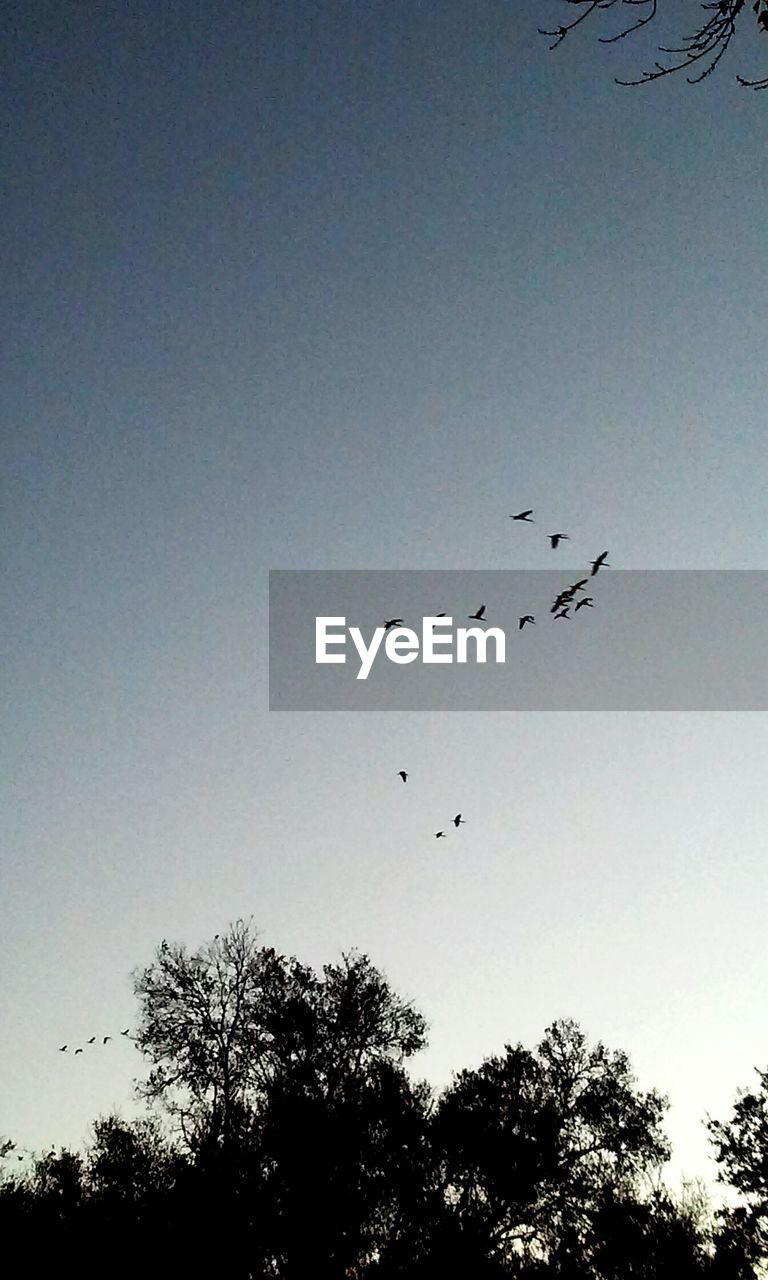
[1, 921, 766, 1277]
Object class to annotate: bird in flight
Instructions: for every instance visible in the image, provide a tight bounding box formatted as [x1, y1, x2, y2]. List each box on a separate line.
[468, 605, 487, 621]
[551, 591, 575, 612]
[554, 608, 570, 620]
[590, 552, 610, 576]
[453, 814, 466, 827]
[397, 770, 408, 783]
[574, 597, 594, 611]
[569, 579, 589, 593]
[120, 1029, 130, 1037]
[103, 1036, 112, 1044]
[58, 1045, 67, 1052]
[383, 618, 404, 631]
[435, 831, 446, 839]
[510, 510, 534, 522]
[549, 533, 569, 549]
[87, 1036, 96, 1044]
[519, 615, 535, 630]
[74, 1048, 83, 1055]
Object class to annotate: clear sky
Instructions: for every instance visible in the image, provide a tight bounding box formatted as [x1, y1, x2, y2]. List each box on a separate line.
[2, 0, 768, 1189]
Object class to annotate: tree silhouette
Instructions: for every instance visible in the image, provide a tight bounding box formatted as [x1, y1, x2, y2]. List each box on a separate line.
[430, 1018, 671, 1272]
[540, 0, 768, 90]
[708, 1065, 768, 1272]
[1, 926, 766, 1276]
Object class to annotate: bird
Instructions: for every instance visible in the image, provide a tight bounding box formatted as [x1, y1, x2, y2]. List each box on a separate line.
[574, 597, 594, 611]
[554, 608, 570, 620]
[569, 579, 589, 593]
[87, 1036, 96, 1044]
[434, 612, 447, 617]
[590, 552, 610, 576]
[510, 510, 534, 522]
[102, 1036, 112, 1044]
[519, 615, 535, 630]
[549, 533, 569, 549]
[435, 831, 446, 839]
[551, 593, 574, 612]
[452, 814, 466, 827]
[397, 770, 408, 782]
[468, 605, 487, 621]
[120, 1028, 130, 1037]
[74, 1048, 83, 1055]
[58, 1045, 67, 1052]
[383, 618, 404, 631]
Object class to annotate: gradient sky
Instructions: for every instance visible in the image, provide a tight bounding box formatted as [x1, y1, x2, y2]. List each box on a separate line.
[2, 0, 768, 1189]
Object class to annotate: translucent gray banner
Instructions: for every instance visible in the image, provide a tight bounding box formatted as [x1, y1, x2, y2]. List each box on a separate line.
[268, 570, 768, 710]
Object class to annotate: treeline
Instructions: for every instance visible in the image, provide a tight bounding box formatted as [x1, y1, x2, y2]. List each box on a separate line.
[2, 921, 766, 1278]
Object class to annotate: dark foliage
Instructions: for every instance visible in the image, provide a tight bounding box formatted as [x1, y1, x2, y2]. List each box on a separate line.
[0, 923, 764, 1278]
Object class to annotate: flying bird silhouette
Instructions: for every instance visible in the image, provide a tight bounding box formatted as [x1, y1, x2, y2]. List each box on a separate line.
[87, 1036, 96, 1044]
[120, 1029, 130, 1037]
[574, 597, 594, 611]
[590, 552, 610, 576]
[510, 510, 534, 522]
[397, 770, 408, 782]
[103, 1036, 112, 1044]
[74, 1048, 83, 1055]
[452, 814, 466, 827]
[569, 579, 589, 593]
[468, 605, 487, 621]
[383, 618, 404, 631]
[554, 608, 570, 620]
[58, 1045, 67, 1052]
[434, 831, 446, 839]
[519, 615, 535, 630]
[549, 533, 569, 548]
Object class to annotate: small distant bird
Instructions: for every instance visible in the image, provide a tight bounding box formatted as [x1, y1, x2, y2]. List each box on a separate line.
[468, 605, 487, 621]
[574, 597, 594, 611]
[120, 1029, 130, 1037]
[102, 1036, 112, 1044]
[87, 1036, 96, 1044]
[434, 612, 447, 617]
[554, 608, 570, 620]
[519, 615, 535, 630]
[510, 510, 534, 522]
[452, 814, 466, 827]
[435, 831, 446, 839]
[549, 533, 569, 549]
[590, 552, 610, 576]
[551, 593, 573, 612]
[58, 1045, 67, 1052]
[383, 618, 404, 631]
[569, 579, 589, 593]
[397, 770, 408, 782]
[74, 1048, 83, 1055]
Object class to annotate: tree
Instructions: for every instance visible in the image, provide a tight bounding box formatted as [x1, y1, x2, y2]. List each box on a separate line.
[133, 920, 427, 1151]
[133, 920, 431, 1276]
[430, 1018, 671, 1273]
[539, 0, 768, 91]
[707, 1065, 768, 1271]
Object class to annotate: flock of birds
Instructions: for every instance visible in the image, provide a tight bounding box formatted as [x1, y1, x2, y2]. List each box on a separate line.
[383, 509, 610, 633]
[397, 769, 466, 841]
[389, 508, 612, 840]
[55, 1028, 134, 1055]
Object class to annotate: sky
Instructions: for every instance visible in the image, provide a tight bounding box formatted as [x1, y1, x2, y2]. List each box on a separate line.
[2, 0, 768, 1190]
